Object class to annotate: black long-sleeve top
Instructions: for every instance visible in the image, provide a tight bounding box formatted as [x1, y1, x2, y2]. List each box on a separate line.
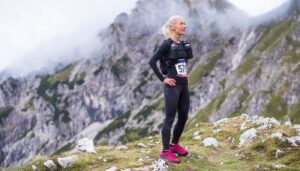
[149, 38, 190, 85]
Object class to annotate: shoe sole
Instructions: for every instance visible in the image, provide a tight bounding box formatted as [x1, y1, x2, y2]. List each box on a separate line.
[160, 155, 180, 163]
[171, 151, 189, 156]
[176, 152, 189, 156]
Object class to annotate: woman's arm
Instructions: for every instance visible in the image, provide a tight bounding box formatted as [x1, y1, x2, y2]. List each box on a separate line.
[148, 40, 170, 82]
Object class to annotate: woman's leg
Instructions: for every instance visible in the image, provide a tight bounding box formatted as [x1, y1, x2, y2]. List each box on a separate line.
[162, 85, 180, 151]
[171, 84, 190, 144]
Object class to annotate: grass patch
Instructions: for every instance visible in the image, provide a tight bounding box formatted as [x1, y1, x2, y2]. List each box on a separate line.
[189, 47, 224, 87]
[94, 111, 131, 142]
[133, 105, 156, 123]
[236, 54, 258, 76]
[21, 97, 35, 112]
[111, 53, 131, 81]
[187, 91, 228, 128]
[118, 127, 149, 144]
[230, 89, 251, 117]
[93, 65, 104, 76]
[254, 18, 296, 52]
[0, 106, 14, 125]
[53, 142, 75, 155]
[289, 101, 300, 124]
[47, 64, 75, 85]
[264, 81, 289, 120]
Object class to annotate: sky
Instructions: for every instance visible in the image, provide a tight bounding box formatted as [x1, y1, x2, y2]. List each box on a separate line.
[0, 0, 289, 77]
[228, 0, 288, 16]
[0, 0, 137, 76]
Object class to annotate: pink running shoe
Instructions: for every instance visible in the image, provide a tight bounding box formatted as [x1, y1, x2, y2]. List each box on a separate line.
[170, 143, 189, 156]
[160, 150, 180, 163]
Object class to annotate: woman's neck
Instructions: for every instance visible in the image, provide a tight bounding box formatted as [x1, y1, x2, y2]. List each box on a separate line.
[170, 34, 180, 43]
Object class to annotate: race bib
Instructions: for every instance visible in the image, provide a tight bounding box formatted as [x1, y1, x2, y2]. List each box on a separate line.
[175, 59, 188, 77]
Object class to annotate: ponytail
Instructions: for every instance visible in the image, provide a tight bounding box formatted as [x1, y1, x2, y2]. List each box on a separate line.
[160, 15, 183, 39]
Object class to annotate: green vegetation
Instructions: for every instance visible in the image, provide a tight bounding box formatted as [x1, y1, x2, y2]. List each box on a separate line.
[53, 142, 75, 155]
[133, 80, 147, 95]
[47, 64, 75, 85]
[264, 81, 290, 120]
[68, 72, 86, 89]
[220, 78, 226, 89]
[189, 48, 224, 87]
[118, 127, 149, 144]
[230, 89, 251, 117]
[289, 101, 300, 123]
[21, 97, 35, 112]
[0, 106, 14, 125]
[133, 105, 156, 123]
[94, 111, 131, 142]
[111, 53, 131, 80]
[236, 54, 258, 76]
[187, 91, 228, 128]
[36, 64, 85, 123]
[255, 18, 296, 52]
[255, 67, 262, 79]
[11, 116, 300, 170]
[93, 65, 104, 76]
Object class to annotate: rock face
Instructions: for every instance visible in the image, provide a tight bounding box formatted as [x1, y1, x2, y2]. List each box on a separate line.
[1, 0, 300, 167]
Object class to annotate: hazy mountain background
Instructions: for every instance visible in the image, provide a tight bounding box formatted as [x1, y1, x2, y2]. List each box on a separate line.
[1, 0, 300, 168]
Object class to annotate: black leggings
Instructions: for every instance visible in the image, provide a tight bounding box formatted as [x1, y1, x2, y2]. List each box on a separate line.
[162, 84, 190, 150]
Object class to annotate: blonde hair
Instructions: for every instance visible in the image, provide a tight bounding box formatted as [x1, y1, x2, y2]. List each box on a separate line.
[161, 15, 184, 39]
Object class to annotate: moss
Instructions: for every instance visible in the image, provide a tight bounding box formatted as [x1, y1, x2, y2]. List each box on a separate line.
[37, 140, 49, 154]
[255, 67, 262, 79]
[94, 111, 131, 142]
[220, 78, 226, 89]
[37, 68, 72, 123]
[264, 81, 289, 120]
[0, 106, 14, 125]
[282, 52, 300, 64]
[254, 19, 296, 52]
[75, 72, 86, 85]
[133, 80, 147, 94]
[155, 98, 165, 111]
[53, 142, 75, 155]
[47, 64, 75, 85]
[230, 89, 251, 117]
[236, 54, 258, 76]
[133, 105, 155, 123]
[187, 91, 228, 128]
[141, 70, 149, 77]
[21, 97, 35, 112]
[189, 47, 224, 87]
[111, 53, 131, 80]
[292, 64, 300, 73]
[289, 101, 300, 124]
[93, 65, 104, 76]
[118, 127, 149, 144]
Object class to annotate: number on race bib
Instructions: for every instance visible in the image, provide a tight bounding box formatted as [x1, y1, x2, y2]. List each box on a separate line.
[175, 60, 188, 77]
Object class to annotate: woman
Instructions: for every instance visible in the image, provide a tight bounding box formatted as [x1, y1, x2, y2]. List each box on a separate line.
[149, 15, 193, 163]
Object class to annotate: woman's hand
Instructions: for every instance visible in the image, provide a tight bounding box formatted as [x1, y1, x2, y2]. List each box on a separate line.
[164, 78, 176, 87]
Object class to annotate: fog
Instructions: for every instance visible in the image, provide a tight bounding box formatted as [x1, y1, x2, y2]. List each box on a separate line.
[0, 0, 290, 79]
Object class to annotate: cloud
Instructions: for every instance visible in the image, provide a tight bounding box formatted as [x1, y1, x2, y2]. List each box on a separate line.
[0, 0, 291, 79]
[0, 0, 137, 77]
[228, 0, 288, 16]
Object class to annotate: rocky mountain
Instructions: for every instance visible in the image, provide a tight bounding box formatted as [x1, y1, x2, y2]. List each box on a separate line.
[1, 0, 300, 168]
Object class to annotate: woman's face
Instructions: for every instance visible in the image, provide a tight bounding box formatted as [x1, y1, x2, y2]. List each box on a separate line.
[171, 17, 186, 36]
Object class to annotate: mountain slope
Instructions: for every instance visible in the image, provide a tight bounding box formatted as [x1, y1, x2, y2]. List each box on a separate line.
[1, 0, 300, 167]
